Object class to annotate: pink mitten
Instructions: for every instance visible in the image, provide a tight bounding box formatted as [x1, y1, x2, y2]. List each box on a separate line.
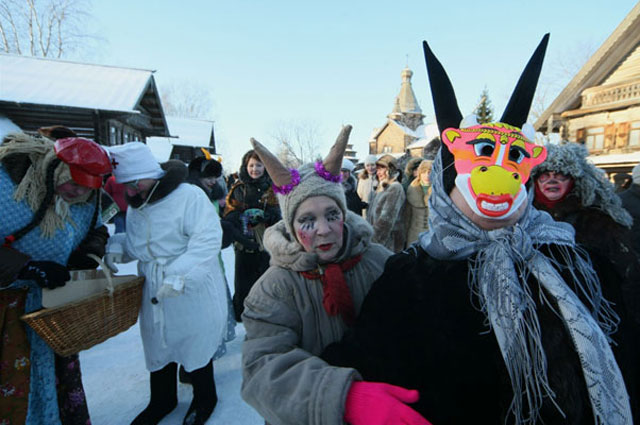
[344, 381, 432, 425]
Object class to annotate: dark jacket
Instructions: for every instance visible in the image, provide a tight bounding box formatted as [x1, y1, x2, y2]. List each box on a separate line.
[223, 170, 280, 251]
[322, 246, 640, 424]
[534, 193, 640, 326]
[619, 184, 640, 254]
[342, 175, 365, 215]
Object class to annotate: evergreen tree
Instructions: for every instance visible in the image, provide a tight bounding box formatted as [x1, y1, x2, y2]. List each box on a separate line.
[474, 88, 494, 124]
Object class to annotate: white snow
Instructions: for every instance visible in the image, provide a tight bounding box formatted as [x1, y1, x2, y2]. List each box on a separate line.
[80, 234, 263, 424]
[146, 138, 174, 163]
[0, 54, 153, 113]
[147, 117, 215, 148]
[0, 114, 21, 143]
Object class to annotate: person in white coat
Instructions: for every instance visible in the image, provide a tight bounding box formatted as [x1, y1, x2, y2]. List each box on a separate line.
[104, 142, 227, 425]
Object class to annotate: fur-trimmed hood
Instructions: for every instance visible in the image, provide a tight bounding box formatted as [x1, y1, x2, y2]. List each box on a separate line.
[533, 143, 633, 227]
[263, 211, 374, 272]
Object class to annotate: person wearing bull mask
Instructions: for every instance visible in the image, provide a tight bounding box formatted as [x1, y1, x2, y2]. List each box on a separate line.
[322, 34, 637, 424]
[104, 142, 228, 425]
[0, 133, 111, 425]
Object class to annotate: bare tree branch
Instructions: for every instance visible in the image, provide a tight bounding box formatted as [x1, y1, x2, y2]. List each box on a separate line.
[531, 39, 598, 124]
[160, 80, 216, 120]
[0, 18, 11, 52]
[0, 2, 23, 54]
[0, 0, 97, 58]
[271, 120, 322, 168]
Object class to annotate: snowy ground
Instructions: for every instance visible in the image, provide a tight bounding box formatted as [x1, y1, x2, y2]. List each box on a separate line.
[79, 244, 264, 425]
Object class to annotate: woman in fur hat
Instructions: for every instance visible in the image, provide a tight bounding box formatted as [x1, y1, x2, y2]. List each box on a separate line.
[0, 133, 111, 425]
[241, 127, 429, 425]
[223, 150, 281, 321]
[404, 159, 432, 246]
[322, 35, 638, 424]
[367, 154, 406, 252]
[532, 144, 640, 399]
[532, 143, 640, 295]
[402, 156, 424, 193]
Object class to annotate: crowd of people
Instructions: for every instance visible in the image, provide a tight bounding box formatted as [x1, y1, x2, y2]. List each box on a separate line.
[1, 33, 640, 425]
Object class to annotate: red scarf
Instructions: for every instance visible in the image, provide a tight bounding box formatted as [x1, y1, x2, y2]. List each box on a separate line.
[300, 255, 362, 325]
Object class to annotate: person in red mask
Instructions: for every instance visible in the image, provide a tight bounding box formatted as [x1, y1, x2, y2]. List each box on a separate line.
[532, 143, 639, 288]
[532, 143, 640, 421]
[0, 133, 111, 425]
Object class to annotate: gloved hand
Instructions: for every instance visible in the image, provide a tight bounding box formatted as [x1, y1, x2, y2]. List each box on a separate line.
[18, 261, 70, 289]
[156, 275, 184, 299]
[104, 253, 122, 273]
[105, 233, 127, 273]
[343, 381, 432, 425]
[244, 208, 264, 225]
[156, 284, 182, 299]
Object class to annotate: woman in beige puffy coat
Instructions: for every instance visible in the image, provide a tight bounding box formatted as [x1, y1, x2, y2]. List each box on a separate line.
[404, 160, 432, 246]
[240, 128, 428, 425]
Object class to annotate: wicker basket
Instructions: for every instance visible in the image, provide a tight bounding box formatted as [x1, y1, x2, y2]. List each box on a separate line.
[21, 255, 144, 356]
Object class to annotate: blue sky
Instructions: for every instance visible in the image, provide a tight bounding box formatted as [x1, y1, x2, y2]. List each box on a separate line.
[88, 0, 638, 171]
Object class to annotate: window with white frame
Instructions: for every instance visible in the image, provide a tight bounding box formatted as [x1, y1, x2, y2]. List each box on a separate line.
[585, 127, 605, 151]
[629, 121, 640, 147]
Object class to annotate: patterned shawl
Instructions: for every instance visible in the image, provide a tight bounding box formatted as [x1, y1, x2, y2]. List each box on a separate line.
[417, 151, 632, 425]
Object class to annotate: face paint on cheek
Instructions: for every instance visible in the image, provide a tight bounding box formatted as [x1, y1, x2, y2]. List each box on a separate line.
[297, 229, 313, 251]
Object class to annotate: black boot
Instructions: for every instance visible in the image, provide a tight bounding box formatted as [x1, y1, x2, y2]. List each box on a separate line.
[131, 362, 178, 425]
[183, 360, 217, 425]
[179, 365, 191, 385]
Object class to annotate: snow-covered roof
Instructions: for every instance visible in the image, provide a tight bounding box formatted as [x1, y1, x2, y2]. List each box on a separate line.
[405, 123, 440, 149]
[370, 119, 413, 142]
[146, 116, 214, 154]
[164, 116, 214, 147]
[0, 114, 21, 143]
[146, 138, 173, 163]
[0, 54, 155, 113]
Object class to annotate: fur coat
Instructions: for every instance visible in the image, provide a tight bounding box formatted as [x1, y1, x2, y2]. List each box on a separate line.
[534, 193, 640, 327]
[241, 212, 392, 425]
[367, 177, 405, 252]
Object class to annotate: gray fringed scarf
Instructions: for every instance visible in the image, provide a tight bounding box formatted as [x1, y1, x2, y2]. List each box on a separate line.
[418, 152, 632, 425]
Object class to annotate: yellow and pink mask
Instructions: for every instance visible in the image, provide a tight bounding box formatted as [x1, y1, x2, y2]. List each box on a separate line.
[442, 121, 547, 219]
[423, 33, 550, 220]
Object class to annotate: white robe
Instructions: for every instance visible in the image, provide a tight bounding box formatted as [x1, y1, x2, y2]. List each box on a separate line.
[123, 183, 227, 372]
